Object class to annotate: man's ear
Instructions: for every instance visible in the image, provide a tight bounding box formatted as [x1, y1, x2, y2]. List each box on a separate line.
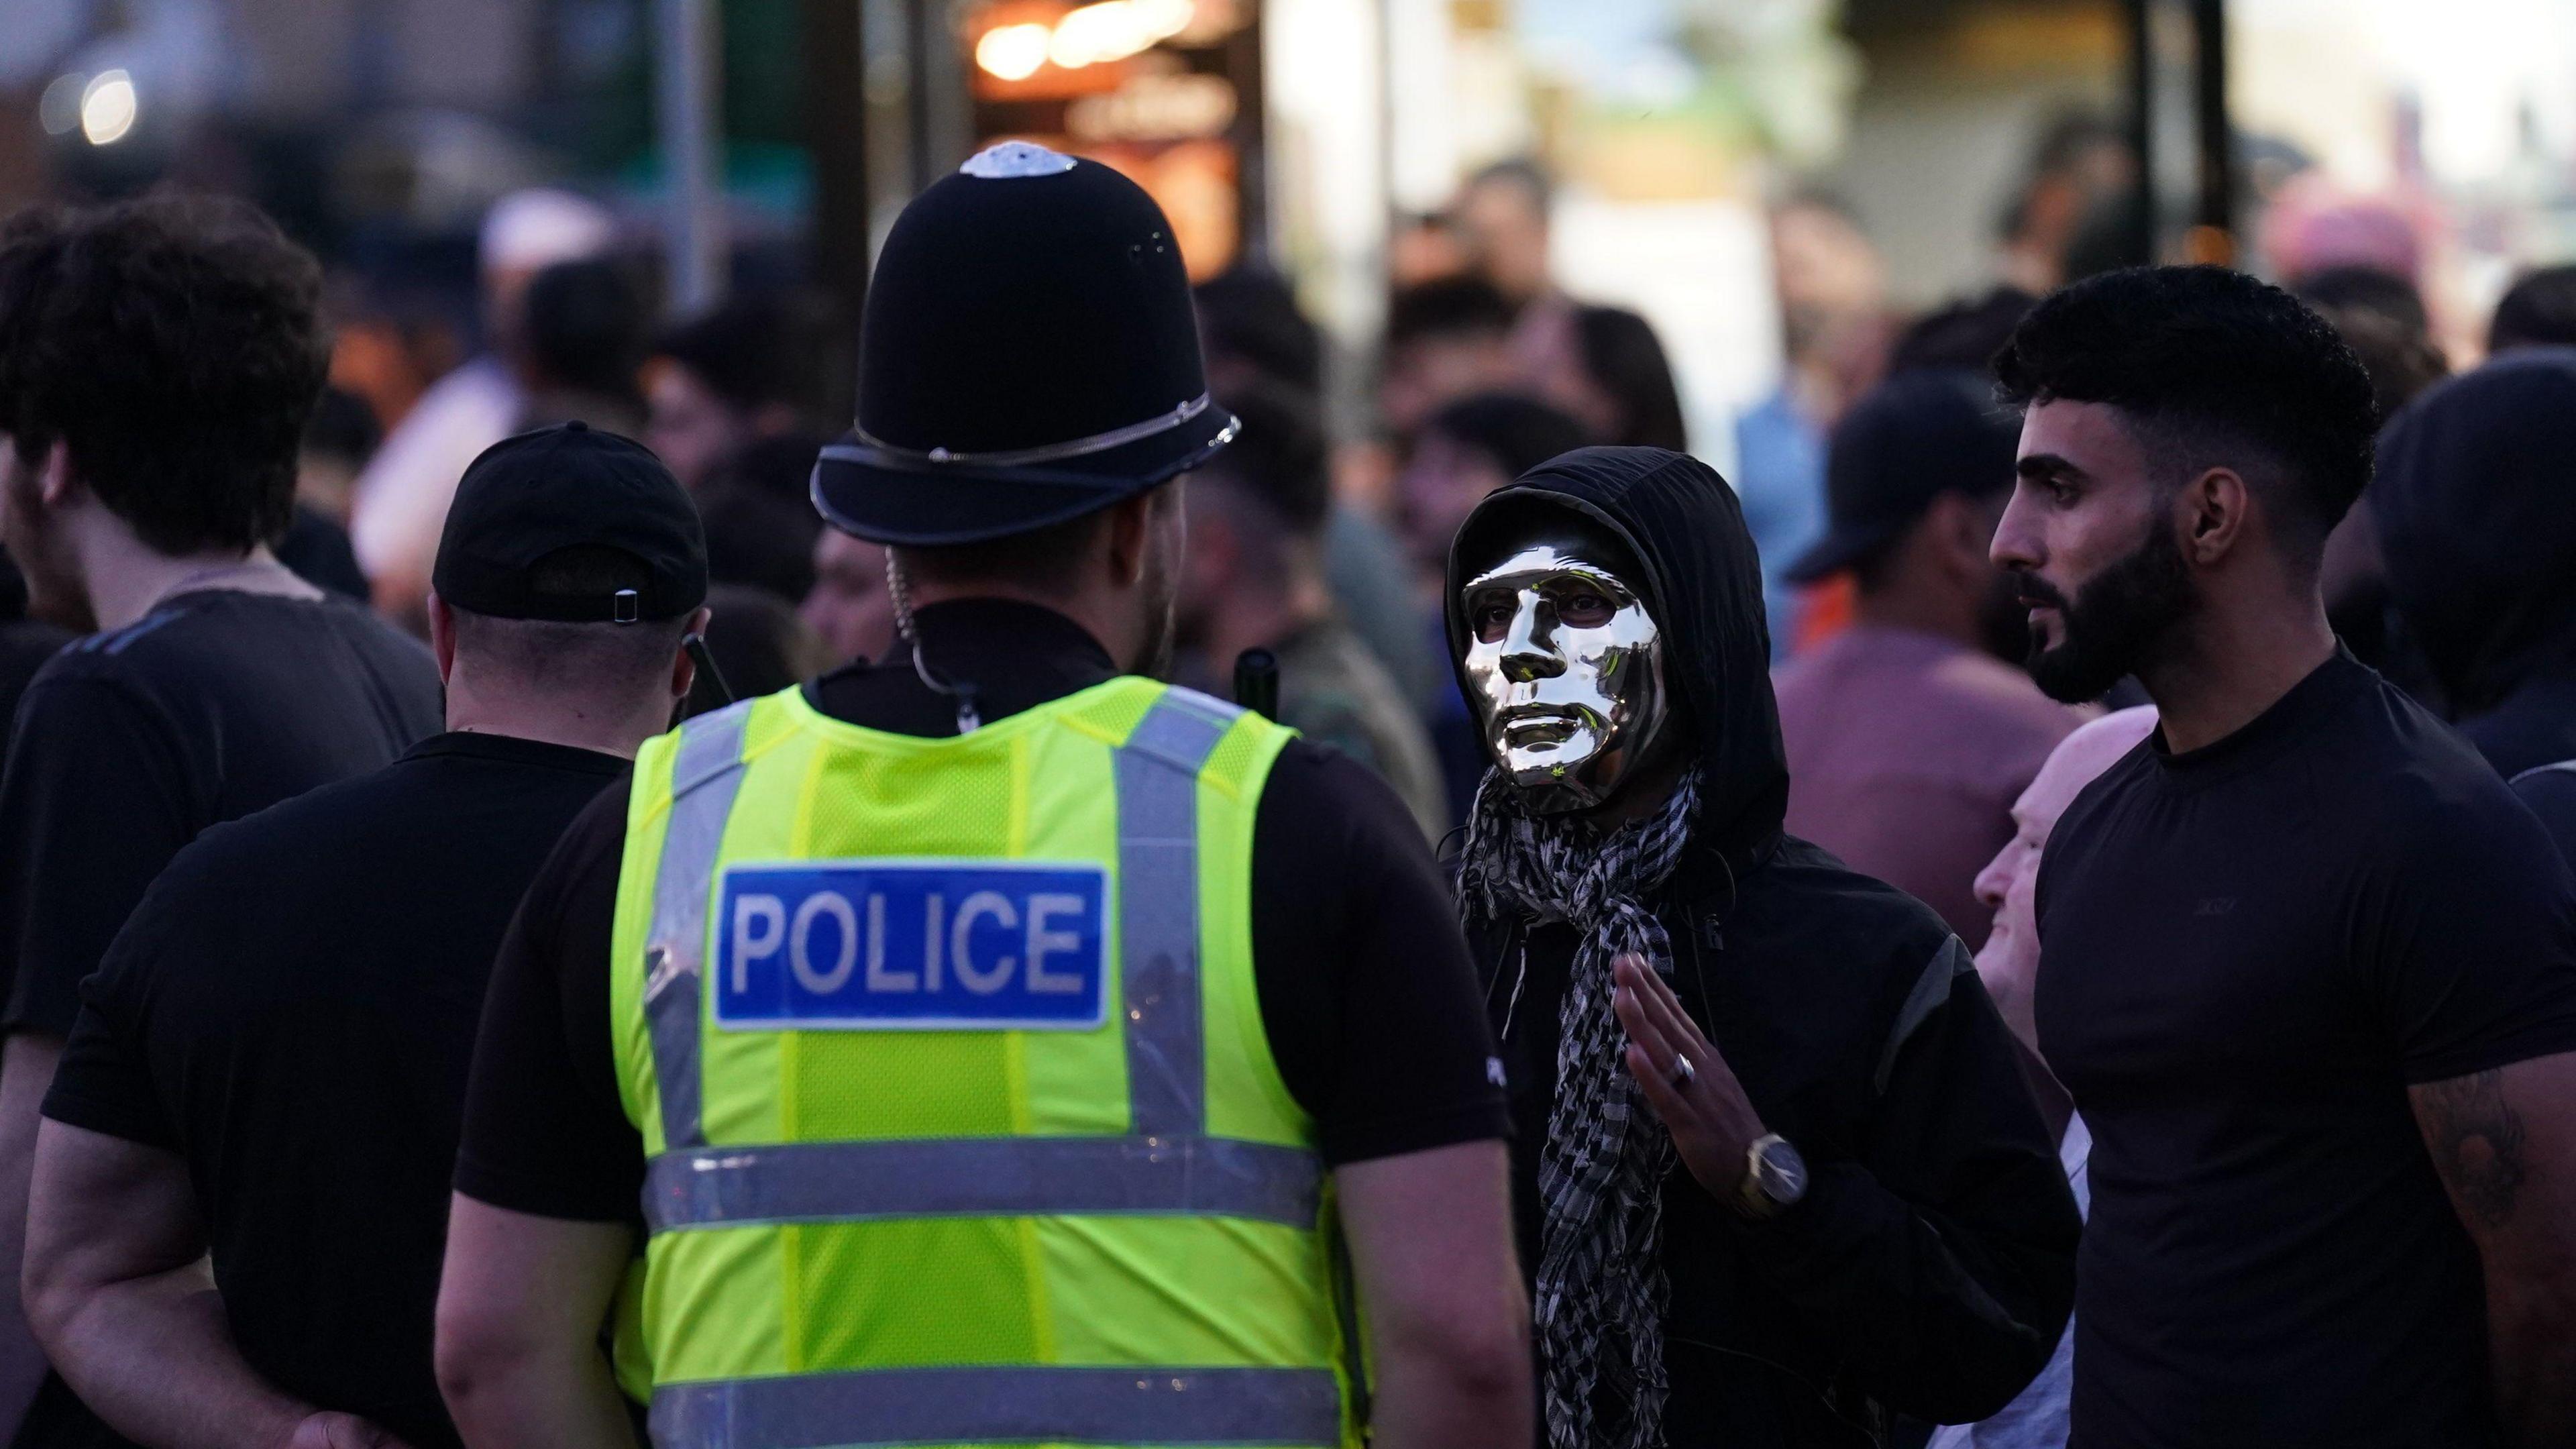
[2176, 466, 2251, 567]
[37, 440, 75, 509]
[426, 593, 458, 685]
[673, 605, 713, 698]
[1103, 490, 1158, 588]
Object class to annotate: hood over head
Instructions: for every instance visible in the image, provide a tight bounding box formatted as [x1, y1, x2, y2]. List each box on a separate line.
[1445, 445, 1788, 862]
[2374, 347, 2576, 712]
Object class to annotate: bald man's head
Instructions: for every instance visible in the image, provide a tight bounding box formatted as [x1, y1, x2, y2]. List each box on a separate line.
[1972, 705, 2159, 1052]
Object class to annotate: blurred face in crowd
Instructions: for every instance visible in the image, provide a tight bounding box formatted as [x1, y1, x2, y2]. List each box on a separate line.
[1972, 706, 2159, 1052]
[0, 437, 87, 629]
[1399, 431, 1517, 578]
[1380, 333, 1514, 438]
[1456, 176, 1551, 305]
[1992, 399, 2199, 704]
[801, 529, 894, 663]
[1458, 522, 1673, 814]
[645, 361, 749, 492]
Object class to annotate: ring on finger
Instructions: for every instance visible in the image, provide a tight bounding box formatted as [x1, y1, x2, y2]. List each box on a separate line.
[1670, 1052, 1697, 1093]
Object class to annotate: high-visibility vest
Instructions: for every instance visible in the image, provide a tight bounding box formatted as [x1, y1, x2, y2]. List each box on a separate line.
[606, 676, 1364, 1449]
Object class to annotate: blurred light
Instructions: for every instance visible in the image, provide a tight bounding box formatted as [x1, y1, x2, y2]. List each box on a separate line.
[976, 23, 1054, 80]
[37, 72, 85, 136]
[80, 70, 136, 146]
[1051, 0, 1196, 70]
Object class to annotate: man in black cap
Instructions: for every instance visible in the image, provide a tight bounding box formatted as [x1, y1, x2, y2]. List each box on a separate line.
[21, 424, 709, 1449]
[438, 144, 1527, 1449]
[1770, 370, 2082, 940]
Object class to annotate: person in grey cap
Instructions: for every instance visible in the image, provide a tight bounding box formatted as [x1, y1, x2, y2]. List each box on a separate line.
[1770, 370, 2084, 941]
[437, 144, 1526, 1449]
[21, 423, 710, 1449]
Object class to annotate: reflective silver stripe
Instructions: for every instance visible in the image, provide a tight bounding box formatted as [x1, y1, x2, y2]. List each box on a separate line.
[1115, 689, 1242, 1138]
[643, 703, 755, 1150]
[650, 1364, 1342, 1448]
[834, 393, 1213, 469]
[642, 1134, 1322, 1232]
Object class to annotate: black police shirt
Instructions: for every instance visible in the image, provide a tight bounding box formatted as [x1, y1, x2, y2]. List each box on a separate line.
[2035, 648, 2576, 1449]
[44, 733, 631, 1449]
[455, 600, 1511, 1225]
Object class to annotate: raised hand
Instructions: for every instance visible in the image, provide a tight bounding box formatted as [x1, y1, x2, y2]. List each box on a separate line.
[1611, 953, 1769, 1205]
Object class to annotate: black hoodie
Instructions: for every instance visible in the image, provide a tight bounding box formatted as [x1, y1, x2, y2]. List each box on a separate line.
[2374, 348, 2576, 777]
[1446, 448, 2079, 1447]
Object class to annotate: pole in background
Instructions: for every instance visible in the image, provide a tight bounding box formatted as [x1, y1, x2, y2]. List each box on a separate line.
[2188, 0, 2235, 265]
[657, 0, 727, 315]
[2123, 0, 2157, 270]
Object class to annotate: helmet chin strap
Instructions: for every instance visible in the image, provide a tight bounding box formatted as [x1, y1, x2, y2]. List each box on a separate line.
[883, 550, 981, 735]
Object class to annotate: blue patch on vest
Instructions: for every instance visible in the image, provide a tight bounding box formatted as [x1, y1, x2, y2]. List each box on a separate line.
[713, 861, 1111, 1031]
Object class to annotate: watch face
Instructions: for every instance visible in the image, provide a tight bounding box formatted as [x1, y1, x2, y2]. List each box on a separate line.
[1757, 1139, 1809, 1203]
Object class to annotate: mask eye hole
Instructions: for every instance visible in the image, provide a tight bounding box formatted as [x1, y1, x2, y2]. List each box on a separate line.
[1468, 593, 1516, 644]
[1554, 587, 1616, 629]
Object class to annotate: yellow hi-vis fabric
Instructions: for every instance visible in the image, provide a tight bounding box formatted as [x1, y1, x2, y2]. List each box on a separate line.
[606, 677, 1363, 1448]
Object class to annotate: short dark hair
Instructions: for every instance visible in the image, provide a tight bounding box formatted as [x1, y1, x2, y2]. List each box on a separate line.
[1197, 380, 1331, 537]
[698, 434, 827, 602]
[655, 293, 808, 413]
[1421, 393, 1593, 480]
[1385, 277, 1515, 350]
[0, 195, 327, 555]
[1889, 287, 2035, 374]
[1572, 306, 1687, 451]
[524, 259, 648, 400]
[2489, 264, 2576, 353]
[1195, 267, 1324, 397]
[2291, 265, 2428, 338]
[1993, 265, 2379, 564]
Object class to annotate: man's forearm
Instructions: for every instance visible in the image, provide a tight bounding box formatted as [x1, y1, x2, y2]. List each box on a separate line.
[1369, 1342, 1532, 1449]
[441, 1347, 637, 1449]
[0, 1034, 66, 1436]
[37, 1265, 313, 1449]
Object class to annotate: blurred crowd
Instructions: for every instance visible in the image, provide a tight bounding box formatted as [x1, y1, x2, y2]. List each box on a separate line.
[13, 121, 2571, 945]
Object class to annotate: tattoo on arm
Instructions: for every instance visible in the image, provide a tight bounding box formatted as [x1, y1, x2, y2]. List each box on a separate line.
[2420, 1068, 2530, 1230]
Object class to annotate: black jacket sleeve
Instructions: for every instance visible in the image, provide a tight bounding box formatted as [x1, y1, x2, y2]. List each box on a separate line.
[1731, 941, 2080, 1424]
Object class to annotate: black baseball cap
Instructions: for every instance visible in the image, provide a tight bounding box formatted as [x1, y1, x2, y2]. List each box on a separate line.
[433, 422, 708, 623]
[1783, 368, 2023, 584]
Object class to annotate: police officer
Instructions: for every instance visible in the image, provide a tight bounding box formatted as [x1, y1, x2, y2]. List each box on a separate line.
[436, 146, 1531, 1449]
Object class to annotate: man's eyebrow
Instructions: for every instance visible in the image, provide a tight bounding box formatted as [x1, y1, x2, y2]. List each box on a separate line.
[2016, 452, 2086, 483]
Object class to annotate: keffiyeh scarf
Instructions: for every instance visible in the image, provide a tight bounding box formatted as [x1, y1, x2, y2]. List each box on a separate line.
[1459, 767, 1704, 1449]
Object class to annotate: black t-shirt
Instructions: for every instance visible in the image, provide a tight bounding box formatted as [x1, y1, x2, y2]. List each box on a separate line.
[456, 600, 1508, 1224]
[2514, 761, 2576, 869]
[2035, 649, 2576, 1449]
[0, 589, 444, 1038]
[42, 733, 629, 1449]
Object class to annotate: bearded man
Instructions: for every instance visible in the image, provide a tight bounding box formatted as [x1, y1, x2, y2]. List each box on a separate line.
[1446, 445, 2080, 1449]
[1994, 266, 2576, 1448]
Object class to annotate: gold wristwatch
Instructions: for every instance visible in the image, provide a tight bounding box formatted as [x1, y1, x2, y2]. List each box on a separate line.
[1736, 1133, 1809, 1220]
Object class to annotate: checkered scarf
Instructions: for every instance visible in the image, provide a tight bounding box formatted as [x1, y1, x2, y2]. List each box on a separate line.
[1460, 767, 1703, 1449]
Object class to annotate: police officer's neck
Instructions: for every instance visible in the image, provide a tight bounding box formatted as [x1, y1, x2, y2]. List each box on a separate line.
[906, 578, 1150, 676]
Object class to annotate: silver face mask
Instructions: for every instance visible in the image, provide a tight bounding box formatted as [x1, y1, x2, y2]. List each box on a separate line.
[1459, 537, 1673, 814]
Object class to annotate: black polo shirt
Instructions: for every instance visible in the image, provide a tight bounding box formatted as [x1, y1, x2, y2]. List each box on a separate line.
[44, 732, 631, 1449]
[455, 599, 1509, 1225]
